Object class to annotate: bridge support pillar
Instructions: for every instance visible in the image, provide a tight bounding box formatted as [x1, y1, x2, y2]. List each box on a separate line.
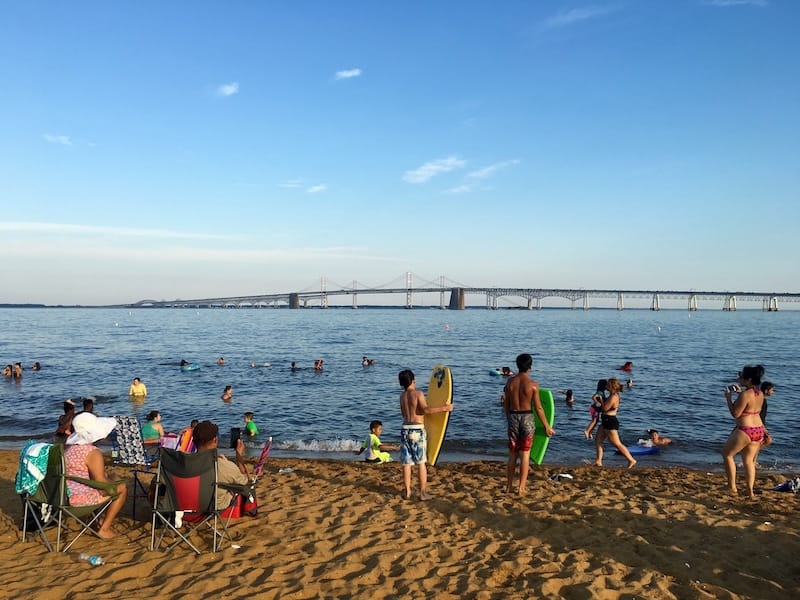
[763, 296, 779, 311]
[616, 292, 624, 311]
[723, 295, 737, 311]
[651, 294, 661, 311]
[289, 293, 300, 309]
[583, 292, 590, 311]
[448, 288, 465, 310]
[688, 294, 698, 311]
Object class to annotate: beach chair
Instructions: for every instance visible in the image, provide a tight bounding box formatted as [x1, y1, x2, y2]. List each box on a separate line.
[19, 442, 122, 552]
[17, 442, 61, 551]
[150, 448, 249, 554]
[111, 415, 159, 518]
[55, 448, 123, 552]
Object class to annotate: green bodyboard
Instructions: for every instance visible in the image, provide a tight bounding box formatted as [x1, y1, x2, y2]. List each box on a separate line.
[529, 388, 555, 465]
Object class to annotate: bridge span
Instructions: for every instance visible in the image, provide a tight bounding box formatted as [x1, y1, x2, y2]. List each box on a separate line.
[128, 283, 799, 311]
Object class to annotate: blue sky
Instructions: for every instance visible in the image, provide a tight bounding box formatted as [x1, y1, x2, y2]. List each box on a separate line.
[1, 1, 798, 305]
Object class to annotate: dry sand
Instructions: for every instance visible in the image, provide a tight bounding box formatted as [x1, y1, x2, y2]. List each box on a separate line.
[2, 450, 798, 599]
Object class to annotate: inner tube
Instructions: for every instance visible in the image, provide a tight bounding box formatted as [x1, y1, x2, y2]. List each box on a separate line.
[180, 363, 200, 372]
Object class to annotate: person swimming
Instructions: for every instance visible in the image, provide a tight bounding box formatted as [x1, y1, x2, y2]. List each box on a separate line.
[646, 429, 672, 446]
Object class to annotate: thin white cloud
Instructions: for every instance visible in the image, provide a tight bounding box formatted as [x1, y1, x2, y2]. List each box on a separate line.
[216, 82, 240, 97]
[6, 239, 387, 264]
[0, 221, 239, 241]
[403, 156, 466, 184]
[43, 134, 72, 146]
[706, 0, 767, 6]
[307, 184, 327, 193]
[335, 68, 362, 80]
[467, 159, 521, 180]
[543, 6, 618, 29]
[279, 179, 305, 188]
[444, 185, 472, 195]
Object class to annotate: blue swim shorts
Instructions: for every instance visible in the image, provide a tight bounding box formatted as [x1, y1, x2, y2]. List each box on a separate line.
[400, 425, 427, 465]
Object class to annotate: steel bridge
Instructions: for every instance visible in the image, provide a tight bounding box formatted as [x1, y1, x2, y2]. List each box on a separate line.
[126, 274, 799, 311]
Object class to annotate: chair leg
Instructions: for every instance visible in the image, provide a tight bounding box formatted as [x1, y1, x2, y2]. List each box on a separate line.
[56, 511, 64, 553]
[21, 501, 54, 552]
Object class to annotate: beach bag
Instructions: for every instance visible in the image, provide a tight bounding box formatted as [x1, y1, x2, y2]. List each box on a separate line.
[220, 488, 258, 518]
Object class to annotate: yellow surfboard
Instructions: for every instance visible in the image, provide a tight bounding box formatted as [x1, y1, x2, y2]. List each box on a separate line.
[425, 365, 453, 466]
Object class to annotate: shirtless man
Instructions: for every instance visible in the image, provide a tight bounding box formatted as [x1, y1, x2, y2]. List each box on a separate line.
[398, 369, 454, 501]
[503, 353, 554, 495]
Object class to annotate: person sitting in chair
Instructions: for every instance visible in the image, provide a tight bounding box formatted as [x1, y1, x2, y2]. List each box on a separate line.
[65, 413, 128, 539]
[192, 420, 250, 509]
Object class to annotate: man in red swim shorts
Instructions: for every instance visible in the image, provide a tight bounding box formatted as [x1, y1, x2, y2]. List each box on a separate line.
[503, 353, 555, 495]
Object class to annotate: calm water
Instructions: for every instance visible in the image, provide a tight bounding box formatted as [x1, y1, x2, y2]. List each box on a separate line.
[0, 307, 797, 471]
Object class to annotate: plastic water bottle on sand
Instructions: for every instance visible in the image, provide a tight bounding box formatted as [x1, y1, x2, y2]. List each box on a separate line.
[78, 552, 105, 566]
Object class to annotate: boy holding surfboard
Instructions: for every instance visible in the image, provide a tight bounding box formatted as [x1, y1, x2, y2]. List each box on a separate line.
[398, 369, 454, 501]
[503, 354, 555, 495]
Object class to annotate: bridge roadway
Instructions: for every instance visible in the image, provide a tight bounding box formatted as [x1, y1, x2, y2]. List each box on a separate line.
[127, 287, 800, 311]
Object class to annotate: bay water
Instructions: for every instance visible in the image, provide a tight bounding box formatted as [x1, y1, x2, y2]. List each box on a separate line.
[0, 307, 797, 472]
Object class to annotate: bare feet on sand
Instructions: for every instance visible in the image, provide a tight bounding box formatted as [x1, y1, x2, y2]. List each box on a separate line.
[419, 492, 432, 501]
[96, 527, 116, 540]
[627, 459, 637, 469]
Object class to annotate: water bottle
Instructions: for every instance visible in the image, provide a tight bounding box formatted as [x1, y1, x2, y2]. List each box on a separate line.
[79, 552, 105, 566]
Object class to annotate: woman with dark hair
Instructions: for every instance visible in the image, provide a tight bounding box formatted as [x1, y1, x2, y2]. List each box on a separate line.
[141, 410, 165, 444]
[594, 378, 636, 468]
[721, 365, 766, 498]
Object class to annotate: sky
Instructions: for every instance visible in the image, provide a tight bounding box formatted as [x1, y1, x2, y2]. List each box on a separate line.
[1, 0, 798, 305]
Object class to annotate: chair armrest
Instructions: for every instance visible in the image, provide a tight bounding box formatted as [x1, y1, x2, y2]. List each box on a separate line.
[67, 476, 123, 497]
[216, 481, 253, 495]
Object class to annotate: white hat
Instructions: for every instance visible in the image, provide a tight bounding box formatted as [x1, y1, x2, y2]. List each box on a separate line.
[66, 412, 117, 445]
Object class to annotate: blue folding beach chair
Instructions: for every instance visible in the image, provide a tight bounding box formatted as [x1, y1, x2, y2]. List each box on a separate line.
[111, 415, 159, 518]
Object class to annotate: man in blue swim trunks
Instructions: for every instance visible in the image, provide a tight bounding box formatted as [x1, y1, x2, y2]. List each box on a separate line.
[503, 353, 555, 495]
[398, 369, 454, 501]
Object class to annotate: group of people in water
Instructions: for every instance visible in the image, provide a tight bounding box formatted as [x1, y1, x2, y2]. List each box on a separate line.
[43, 350, 778, 506]
[2, 361, 40, 379]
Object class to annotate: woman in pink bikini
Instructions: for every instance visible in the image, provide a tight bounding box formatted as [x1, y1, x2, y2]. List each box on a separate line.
[720, 364, 766, 499]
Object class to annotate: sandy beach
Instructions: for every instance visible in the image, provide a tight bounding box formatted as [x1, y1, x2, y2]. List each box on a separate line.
[2, 450, 798, 599]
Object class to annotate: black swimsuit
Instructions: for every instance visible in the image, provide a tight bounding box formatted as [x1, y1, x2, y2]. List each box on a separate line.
[600, 414, 619, 431]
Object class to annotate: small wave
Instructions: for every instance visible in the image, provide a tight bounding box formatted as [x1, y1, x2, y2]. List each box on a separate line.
[277, 438, 360, 452]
